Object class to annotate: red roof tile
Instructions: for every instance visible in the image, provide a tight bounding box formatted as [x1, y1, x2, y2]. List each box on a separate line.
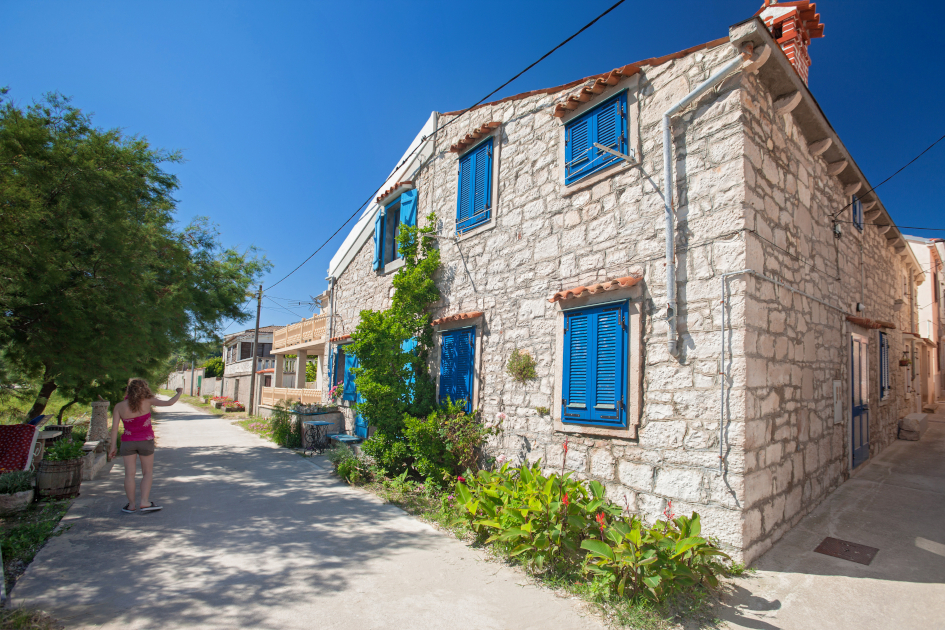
[549, 275, 642, 303]
[845, 316, 895, 330]
[330, 334, 352, 343]
[449, 123, 502, 153]
[376, 181, 414, 205]
[256, 368, 275, 374]
[431, 311, 484, 327]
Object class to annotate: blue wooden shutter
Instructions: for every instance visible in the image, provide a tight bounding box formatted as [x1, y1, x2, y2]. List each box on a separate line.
[372, 210, 383, 270]
[342, 352, 358, 401]
[852, 195, 864, 231]
[439, 328, 475, 412]
[565, 92, 627, 185]
[563, 302, 627, 426]
[400, 189, 417, 228]
[456, 138, 492, 233]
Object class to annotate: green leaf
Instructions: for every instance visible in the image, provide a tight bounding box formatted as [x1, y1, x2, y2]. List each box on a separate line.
[509, 543, 534, 557]
[456, 483, 472, 505]
[588, 480, 606, 499]
[580, 539, 615, 561]
[643, 575, 661, 588]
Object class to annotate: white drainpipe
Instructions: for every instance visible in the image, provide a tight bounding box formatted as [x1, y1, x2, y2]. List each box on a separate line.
[663, 46, 751, 356]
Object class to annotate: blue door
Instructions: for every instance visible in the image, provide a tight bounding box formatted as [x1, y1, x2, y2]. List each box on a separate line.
[851, 336, 870, 468]
[342, 352, 368, 438]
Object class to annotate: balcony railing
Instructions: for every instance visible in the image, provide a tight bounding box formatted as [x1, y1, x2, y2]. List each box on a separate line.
[272, 314, 328, 351]
[261, 387, 322, 407]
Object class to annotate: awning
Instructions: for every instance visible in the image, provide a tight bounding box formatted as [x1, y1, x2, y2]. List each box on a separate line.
[432, 311, 483, 327]
[549, 275, 642, 303]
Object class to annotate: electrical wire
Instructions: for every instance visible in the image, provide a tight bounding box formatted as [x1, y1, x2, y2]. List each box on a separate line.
[264, 295, 304, 319]
[263, 0, 628, 292]
[833, 219, 945, 232]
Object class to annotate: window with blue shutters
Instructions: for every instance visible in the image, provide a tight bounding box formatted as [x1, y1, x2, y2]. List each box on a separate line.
[438, 327, 476, 412]
[565, 92, 628, 185]
[562, 302, 628, 427]
[374, 189, 418, 270]
[852, 194, 864, 231]
[879, 331, 890, 400]
[342, 350, 358, 402]
[456, 137, 493, 234]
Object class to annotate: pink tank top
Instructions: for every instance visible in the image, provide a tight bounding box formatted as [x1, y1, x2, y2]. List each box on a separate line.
[122, 412, 154, 441]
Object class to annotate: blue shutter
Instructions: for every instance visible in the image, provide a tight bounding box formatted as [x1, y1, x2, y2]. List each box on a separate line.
[372, 210, 383, 270]
[562, 302, 627, 427]
[852, 195, 864, 231]
[564, 92, 627, 185]
[400, 189, 417, 228]
[456, 138, 492, 233]
[342, 352, 358, 401]
[439, 327, 475, 412]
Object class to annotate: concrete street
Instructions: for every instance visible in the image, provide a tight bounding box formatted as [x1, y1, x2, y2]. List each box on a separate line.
[720, 405, 945, 630]
[11, 401, 603, 629]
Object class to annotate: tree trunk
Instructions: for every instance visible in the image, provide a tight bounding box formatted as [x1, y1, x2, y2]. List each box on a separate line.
[26, 380, 57, 421]
[57, 397, 79, 423]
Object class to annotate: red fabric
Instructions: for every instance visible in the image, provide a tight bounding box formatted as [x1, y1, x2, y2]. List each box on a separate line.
[0, 425, 37, 472]
[121, 412, 154, 442]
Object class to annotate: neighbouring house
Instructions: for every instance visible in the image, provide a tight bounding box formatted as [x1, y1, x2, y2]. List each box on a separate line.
[906, 236, 945, 406]
[222, 326, 278, 405]
[318, 3, 928, 562]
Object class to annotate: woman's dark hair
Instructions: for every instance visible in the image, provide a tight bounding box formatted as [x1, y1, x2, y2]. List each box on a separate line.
[125, 378, 153, 412]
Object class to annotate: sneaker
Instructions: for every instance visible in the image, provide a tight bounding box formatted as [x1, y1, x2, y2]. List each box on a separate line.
[140, 502, 162, 513]
[121, 503, 136, 514]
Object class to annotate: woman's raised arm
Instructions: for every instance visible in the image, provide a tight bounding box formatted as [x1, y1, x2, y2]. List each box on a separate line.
[152, 387, 183, 407]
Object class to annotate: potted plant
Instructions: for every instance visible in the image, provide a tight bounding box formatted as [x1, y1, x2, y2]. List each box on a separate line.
[0, 470, 35, 515]
[36, 439, 85, 500]
[224, 400, 245, 413]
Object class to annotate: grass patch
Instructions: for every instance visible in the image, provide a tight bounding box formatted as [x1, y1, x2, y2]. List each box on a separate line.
[236, 416, 275, 440]
[0, 390, 93, 425]
[0, 607, 63, 629]
[1, 501, 72, 594]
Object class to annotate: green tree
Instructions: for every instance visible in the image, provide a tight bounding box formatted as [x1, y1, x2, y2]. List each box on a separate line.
[0, 90, 270, 418]
[349, 212, 440, 455]
[202, 357, 224, 378]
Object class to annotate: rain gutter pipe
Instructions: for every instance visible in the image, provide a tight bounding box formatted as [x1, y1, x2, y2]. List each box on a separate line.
[663, 46, 752, 357]
[326, 275, 335, 387]
[718, 267, 851, 472]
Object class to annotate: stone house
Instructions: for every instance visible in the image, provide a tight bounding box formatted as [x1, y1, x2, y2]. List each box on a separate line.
[906, 236, 944, 405]
[320, 3, 926, 562]
[221, 326, 278, 404]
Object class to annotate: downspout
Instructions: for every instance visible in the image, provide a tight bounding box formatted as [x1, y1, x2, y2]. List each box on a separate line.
[325, 275, 336, 390]
[663, 45, 753, 356]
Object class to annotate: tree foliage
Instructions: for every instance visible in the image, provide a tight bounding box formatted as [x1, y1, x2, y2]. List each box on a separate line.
[0, 90, 270, 417]
[202, 357, 224, 378]
[350, 212, 440, 443]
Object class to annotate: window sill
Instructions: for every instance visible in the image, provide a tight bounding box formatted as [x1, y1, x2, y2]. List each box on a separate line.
[382, 258, 406, 275]
[562, 162, 633, 197]
[456, 218, 496, 242]
[554, 418, 637, 440]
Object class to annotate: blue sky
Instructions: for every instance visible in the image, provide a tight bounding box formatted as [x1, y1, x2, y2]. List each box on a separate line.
[3, 1, 942, 331]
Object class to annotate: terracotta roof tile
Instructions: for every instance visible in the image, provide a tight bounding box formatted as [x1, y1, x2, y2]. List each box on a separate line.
[376, 181, 414, 205]
[330, 334, 352, 343]
[256, 368, 275, 374]
[549, 275, 642, 303]
[845, 316, 895, 330]
[432, 311, 483, 327]
[449, 123, 502, 153]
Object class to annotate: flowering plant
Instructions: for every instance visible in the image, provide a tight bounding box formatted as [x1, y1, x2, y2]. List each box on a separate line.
[224, 400, 245, 411]
[328, 382, 343, 402]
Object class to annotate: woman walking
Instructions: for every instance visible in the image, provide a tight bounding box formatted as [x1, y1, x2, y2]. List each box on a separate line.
[109, 379, 182, 514]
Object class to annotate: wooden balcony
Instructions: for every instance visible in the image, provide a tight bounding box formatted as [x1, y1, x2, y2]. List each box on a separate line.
[261, 387, 322, 407]
[272, 314, 328, 353]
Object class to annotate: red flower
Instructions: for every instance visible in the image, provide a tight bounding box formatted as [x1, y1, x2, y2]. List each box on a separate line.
[595, 512, 606, 533]
[562, 439, 569, 455]
[563, 493, 570, 507]
[457, 475, 466, 483]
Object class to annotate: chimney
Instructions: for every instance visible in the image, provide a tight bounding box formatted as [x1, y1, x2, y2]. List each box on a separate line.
[757, 1, 825, 85]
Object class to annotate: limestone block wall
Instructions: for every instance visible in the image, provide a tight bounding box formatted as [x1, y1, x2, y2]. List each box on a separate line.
[737, 69, 914, 561]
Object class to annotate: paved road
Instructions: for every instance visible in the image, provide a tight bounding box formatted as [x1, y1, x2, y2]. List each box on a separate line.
[12, 401, 603, 630]
[720, 405, 945, 630]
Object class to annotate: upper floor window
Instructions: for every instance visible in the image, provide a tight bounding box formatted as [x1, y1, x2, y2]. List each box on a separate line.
[239, 341, 253, 361]
[457, 138, 493, 234]
[565, 92, 627, 185]
[851, 195, 864, 231]
[373, 189, 417, 271]
[879, 331, 890, 400]
[562, 302, 628, 427]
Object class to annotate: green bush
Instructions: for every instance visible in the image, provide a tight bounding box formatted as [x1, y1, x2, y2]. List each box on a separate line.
[44, 439, 85, 462]
[456, 462, 729, 603]
[269, 404, 301, 448]
[70, 426, 88, 444]
[403, 399, 496, 486]
[361, 432, 410, 477]
[0, 471, 33, 495]
[203, 357, 224, 378]
[327, 444, 373, 484]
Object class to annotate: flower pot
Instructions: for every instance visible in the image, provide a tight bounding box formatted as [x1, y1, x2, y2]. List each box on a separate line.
[225, 407, 244, 413]
[899, 360, 911, 366]
[0, 489, 34, 515]
[36, 458, 83, 500]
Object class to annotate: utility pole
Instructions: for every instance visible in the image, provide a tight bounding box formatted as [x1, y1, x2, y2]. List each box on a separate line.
[247, 285, 263, 416]
[190, 323, 196, 396]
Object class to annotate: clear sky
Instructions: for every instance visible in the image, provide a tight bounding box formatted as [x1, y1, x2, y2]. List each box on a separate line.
[3, 0, 943, 332]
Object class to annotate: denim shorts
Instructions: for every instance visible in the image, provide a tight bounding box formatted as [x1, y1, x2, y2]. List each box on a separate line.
[119, 440, 155, 457]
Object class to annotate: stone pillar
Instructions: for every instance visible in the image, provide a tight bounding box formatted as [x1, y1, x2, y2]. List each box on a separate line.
[274, 355, 285, 388]
[90, 401, 110, 443]
[315, 354, 325, 391]
[296, 350, 308, 388]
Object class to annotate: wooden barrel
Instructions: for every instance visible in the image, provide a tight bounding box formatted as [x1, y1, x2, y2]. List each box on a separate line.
[36, 458, 84, 499]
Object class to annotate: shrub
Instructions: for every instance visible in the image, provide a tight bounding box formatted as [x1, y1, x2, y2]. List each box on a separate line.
[327, 444, 373, 484]
[506, 349, 537, 384]
[269, 404, 301, 448]
[535, 406, 549, 416]
[70, 426, 88, 444]
[0, 470, 34, 495]
[361, 432, 410, 477]
[403, 399, 496, 486]
[45, 440, 85, 462]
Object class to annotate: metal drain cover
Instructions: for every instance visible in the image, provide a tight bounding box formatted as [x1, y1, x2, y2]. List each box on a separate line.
[814, 537, 879, 565]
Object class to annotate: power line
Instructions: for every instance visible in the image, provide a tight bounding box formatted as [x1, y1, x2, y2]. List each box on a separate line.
[834, 220, 945, 232]
[263, 0, 628, 291]
[830, 131, 945, 220]
[264, 295, 304, 319]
